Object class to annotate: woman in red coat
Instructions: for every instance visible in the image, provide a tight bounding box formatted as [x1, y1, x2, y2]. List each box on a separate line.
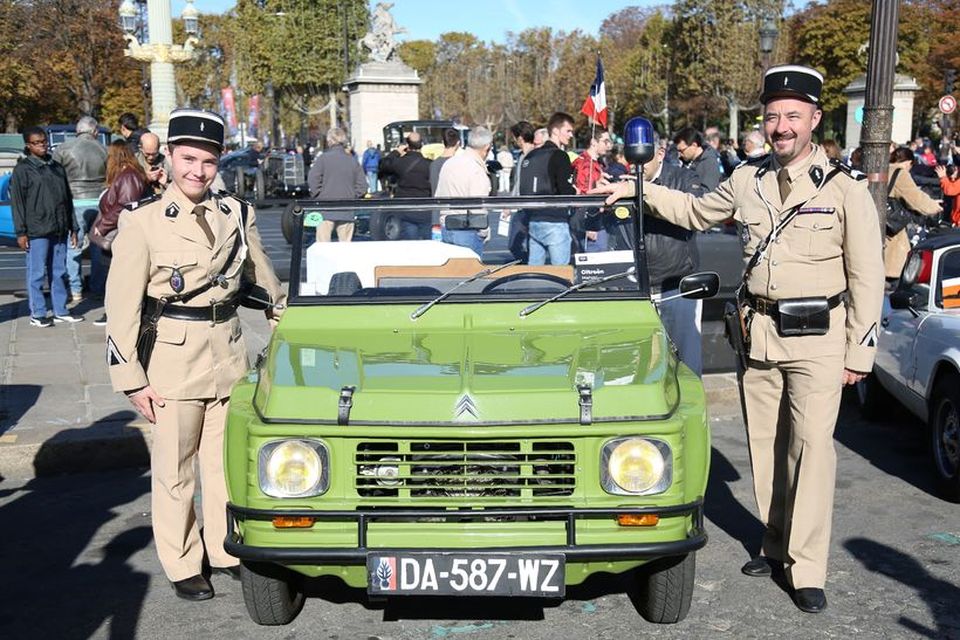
[90, 140, 148, 324]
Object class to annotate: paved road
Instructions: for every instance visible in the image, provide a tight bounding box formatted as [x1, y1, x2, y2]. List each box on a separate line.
[1, 398, 958, 639]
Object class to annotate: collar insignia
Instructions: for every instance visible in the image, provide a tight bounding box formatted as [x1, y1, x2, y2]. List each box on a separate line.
[165, 202, 180, 218]
[218, 199, 231, 215]
[809, 165, 825, 188]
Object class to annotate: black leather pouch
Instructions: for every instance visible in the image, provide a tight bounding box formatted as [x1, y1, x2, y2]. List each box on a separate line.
[723, 301, 750, 370]
[136, 320, 158, 370]
[776, 297, 830, 336]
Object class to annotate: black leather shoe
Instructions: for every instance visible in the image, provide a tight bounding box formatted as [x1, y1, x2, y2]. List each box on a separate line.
[211, 565, 241, 581]
[172, 574, 214, 601]
[794, 588, 827, 613]
[741, 556, 781, 577]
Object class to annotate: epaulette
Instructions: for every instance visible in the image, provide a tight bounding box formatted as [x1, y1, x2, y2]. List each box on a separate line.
[829, 158, 866, 180]
[123, 193, 161, 211]
[216, 190, 253, 207]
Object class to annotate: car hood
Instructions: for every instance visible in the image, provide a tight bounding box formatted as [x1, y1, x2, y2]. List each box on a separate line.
[253, 301, 680, 425]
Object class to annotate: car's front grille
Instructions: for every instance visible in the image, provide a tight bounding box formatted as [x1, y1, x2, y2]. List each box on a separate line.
[355, 440, 576, 499]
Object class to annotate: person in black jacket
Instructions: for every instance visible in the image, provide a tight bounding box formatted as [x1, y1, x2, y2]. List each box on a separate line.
[378, 131, 433, 239]
[10, 126, 81, 327]
[605, 135, 704, 374]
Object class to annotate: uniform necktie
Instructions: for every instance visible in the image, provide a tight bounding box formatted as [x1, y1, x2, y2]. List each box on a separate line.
[193, 206, 215, 247]
[777, 168, 792, 204]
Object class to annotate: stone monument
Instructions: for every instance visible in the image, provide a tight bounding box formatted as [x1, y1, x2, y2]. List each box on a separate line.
[346, 3, 421, 152]
[843, 74, 921, 150]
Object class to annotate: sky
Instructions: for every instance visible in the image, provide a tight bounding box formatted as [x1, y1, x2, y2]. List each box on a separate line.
[172, 0, 664, 43]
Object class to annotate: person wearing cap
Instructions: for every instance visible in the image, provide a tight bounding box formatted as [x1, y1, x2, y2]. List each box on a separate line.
[593, 65, 884, 613]
[104, 109, 286, 602]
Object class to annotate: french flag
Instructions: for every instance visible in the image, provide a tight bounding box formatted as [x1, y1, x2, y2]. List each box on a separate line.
[580, 56, 608, 128]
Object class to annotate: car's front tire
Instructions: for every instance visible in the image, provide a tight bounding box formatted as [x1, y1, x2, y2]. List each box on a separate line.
[281, 201, 299, 245]
[633, 552, 695, 624]
[240, 561, 305, 626]
[930, 373, 960, 503]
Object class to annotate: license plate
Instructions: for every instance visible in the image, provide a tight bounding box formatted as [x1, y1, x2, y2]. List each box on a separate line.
[367, 552, 565, 597]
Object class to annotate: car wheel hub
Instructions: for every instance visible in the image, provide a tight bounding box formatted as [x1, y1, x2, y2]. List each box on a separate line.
[937, 399, 960, 476]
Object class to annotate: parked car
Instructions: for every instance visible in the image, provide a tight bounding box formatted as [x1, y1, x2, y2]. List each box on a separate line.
[224, 195, 717, 626]
[857, 229, 960, 500]
[219, 147, 309, 202]
[44, 124, 113, 150]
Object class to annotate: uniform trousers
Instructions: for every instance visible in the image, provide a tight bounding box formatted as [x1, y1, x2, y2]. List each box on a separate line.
[151, 396, 237, 581]
[742, 354, 844, 589]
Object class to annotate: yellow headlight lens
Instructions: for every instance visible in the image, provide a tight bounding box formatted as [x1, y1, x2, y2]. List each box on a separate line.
[264, 440, 322, 497]
[608, 438, 665, 493]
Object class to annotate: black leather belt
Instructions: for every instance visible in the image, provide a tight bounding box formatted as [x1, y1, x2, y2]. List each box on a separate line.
[746, 292, 845, 316]
[142, 295, 239, 324]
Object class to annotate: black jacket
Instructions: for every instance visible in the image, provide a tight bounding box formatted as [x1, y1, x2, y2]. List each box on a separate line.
[607, 163, 700, 291]
[518, 141, 575, 222]
[379, 150, 432, 198]
[10, 154, 76, 238]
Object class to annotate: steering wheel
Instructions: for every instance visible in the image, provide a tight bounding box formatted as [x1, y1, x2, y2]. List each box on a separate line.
[481, 272, 571, 293]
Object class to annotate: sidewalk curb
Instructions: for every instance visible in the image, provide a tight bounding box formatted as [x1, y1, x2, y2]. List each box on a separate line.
[1, 373, 743, 481]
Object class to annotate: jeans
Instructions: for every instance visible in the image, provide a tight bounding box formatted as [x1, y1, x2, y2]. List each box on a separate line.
[441, 228, 484, 256]
[656, 288, 703, 377]
[88, 242, 108, 297]
[26, 235, 70, 318]
[400, 219, 431, 240]
[528, 220, 571, 265]
[366, 171, 378, 193]
[66, 205, 93, 294]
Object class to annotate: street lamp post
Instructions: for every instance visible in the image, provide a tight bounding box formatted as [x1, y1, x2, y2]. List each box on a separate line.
[119, 0, 200, 143]
[759, 14, 778, 73]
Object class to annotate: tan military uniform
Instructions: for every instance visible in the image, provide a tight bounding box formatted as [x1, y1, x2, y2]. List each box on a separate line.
[883, 160, 942, 278]
[105, 182, 285, 582]
[636, 145, 884, 589]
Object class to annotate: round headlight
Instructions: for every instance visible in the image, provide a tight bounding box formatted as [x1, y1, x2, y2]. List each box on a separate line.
[264, 440, 322, 497]
[608, 438, 665, 493]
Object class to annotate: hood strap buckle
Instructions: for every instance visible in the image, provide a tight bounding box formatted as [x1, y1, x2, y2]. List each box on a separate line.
[577, 385, 593, 426]
[338, 386, 356, 425]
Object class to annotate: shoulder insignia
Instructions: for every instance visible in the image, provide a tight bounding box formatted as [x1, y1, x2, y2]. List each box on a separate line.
[217, 198, 232, 215]
[829, 158, 866, 181]
[123, 193, 161, 212]
[165, 202, 180, 218]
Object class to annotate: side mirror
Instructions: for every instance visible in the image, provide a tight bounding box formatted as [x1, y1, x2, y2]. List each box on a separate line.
[678, 271, 720, 300]
[889, 289, 921, 310]
[444, 212, 489, 231]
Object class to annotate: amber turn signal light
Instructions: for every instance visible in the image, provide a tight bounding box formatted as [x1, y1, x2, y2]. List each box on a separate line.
[617, 513, 659, 527]
[272, 516, 315, 528]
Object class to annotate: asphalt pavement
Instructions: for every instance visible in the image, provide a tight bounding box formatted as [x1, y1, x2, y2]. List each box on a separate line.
[1, 403, 957, 639]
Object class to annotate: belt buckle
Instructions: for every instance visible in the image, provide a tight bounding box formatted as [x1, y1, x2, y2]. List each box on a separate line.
[211, 301, 223, 325]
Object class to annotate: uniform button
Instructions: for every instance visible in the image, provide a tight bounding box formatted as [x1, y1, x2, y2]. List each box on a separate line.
[775, 238, 782, 244]
[771, 284, 778, 291]
[813, 223, 820, 229]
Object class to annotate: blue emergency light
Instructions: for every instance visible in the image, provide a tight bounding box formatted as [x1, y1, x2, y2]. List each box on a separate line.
[623, 117, 656, 165]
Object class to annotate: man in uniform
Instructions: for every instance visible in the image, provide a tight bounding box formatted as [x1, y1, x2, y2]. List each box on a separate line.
[105, 109, 285, 601]
[594, 65, 884, 613]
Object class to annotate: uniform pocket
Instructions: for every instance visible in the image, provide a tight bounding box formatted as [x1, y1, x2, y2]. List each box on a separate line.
[154, 251, 200, 269]
[792, 214, 835, 231]
[155, 318, 187, 345]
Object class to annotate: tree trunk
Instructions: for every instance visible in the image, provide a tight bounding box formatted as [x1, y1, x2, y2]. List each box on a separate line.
[728, 98, 739, 142]
[5, 113, 17, 134]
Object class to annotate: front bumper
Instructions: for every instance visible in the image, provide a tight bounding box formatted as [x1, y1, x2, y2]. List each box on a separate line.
[224, 500, 707, 564]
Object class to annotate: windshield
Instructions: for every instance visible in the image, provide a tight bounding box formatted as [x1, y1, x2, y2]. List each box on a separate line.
[289, 196, 648, 306]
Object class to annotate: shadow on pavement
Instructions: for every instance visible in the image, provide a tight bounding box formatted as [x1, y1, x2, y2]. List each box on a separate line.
[32, 410, 147, 477]
[0, 468, 151, 639]
[845, 537, 960, 639]
[705, 446, 765, 558]
[0, 297, 26, 324]
[0, 384, 42, 436]
[834, 390, 939, 499]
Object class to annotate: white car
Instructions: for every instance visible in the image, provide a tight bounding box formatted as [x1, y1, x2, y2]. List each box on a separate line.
[857, 229, 960, 501]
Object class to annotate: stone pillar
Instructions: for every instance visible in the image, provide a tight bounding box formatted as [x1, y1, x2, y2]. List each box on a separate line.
[146, 0, 176, 142]
[345, 61, 421, 152]
[844, 74, 921, 151]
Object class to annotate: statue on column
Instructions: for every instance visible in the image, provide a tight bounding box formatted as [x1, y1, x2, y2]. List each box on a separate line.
[358, 2, 406, 64]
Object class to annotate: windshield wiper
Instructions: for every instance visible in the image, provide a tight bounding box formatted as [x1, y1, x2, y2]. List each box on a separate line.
[519, 268, 636, 318]
[410, 259, 522, 320]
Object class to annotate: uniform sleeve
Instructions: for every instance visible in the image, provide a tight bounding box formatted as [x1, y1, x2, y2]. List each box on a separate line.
[893, 170, 941, 216]
[243, 204, 287, 316]
[841, 181, 885, 372]
[641, 172, 738, 231]
[104, 214, 150, 392]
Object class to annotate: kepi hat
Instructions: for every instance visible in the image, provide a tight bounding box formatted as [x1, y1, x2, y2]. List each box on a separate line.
[167, 109, 225, 151]
[760, 65, 824, 106]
